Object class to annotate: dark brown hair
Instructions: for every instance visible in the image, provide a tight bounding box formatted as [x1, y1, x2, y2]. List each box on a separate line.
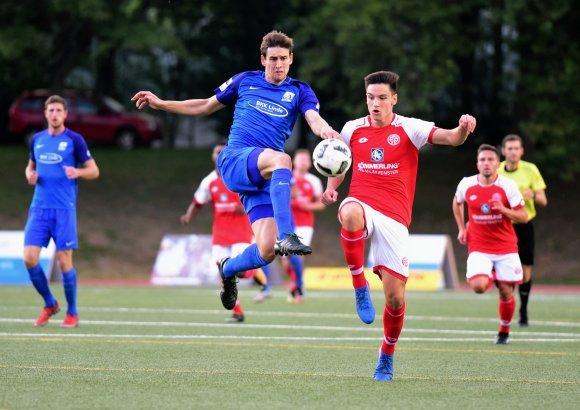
[501, 134, 523, 147]
[364, 71, 399, 92]
[477, 143, 500, 160]
[260, 31, 294, 56]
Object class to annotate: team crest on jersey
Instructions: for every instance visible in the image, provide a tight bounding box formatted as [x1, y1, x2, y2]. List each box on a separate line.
[387, 134, 400, 146]
[371, 148, 384, 162]
[58, 141, 68, 151]
[281, 91, 295, 102]
[219, 193, 228, 202]
[358, 137, 368, 143]
[480, 203, 491, 214]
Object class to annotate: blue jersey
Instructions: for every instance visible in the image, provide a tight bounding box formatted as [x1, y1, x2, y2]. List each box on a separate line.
[29, 128, 93, 209]
[214, 71, 320, 151]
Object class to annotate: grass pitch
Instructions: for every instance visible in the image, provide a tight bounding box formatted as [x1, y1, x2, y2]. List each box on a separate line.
[1, 285, 579, 409]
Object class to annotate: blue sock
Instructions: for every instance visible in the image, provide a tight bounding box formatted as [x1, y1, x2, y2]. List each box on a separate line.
[289, 255, 304, 289]
[224, 244, 268, 278]
[62, 269, 78, 315]
[261, 264, 271, 292]
[270, 168, 293, 240]
[27, 264, 56, 307]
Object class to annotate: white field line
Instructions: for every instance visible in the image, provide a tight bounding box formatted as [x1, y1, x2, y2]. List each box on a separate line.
[1, 317, 579, 338]
[0, 332, 579, 343]
[2, 306, 579, 328]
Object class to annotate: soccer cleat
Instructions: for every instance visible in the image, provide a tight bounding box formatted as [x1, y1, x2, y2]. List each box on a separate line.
[34, 302, 60, 327]
[354, 282, 375, 324]
[373, 351, 394, 381]
[225, 312, 244, 323]
[60, 314, 79, 328]
[217, 257, 238, 310]
[274, 233, 312, 256]
[518, 315, 529, 327]
[496, 331, 510, 344]
[254, 290, 271, 303]
[287, 287, 304, 304]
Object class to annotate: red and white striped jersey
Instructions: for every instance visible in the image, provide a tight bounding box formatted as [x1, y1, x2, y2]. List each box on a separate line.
[455, 174, 525, 254]
[340, 114, 437, 228]
[291, 172, 323, 228]
[194, 170, 253, 246]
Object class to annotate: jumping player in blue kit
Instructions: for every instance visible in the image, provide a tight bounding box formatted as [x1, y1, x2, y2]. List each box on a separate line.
[24, 95, 100, 328]
[132, 31, 339, 309]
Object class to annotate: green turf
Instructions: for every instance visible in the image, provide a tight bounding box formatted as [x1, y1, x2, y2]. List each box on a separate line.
[1, 285, 579, 409]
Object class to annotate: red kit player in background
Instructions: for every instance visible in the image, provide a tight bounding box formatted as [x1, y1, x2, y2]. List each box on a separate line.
[181, 143, 267, 322]
[322, 71, 476, 381]
[453, 144, 528, 344]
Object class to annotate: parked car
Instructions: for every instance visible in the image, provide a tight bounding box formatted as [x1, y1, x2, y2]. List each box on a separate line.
[8, 90, 163, 149]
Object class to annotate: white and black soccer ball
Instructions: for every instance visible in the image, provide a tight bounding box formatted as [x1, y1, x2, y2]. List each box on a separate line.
[312, 138, 352, 177]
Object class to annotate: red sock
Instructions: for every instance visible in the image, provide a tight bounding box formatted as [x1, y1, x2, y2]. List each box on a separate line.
[499, 296, 515, 333]
[381, 302, 406, 355]
[341, 228, 366, 289]
[233, 300, 243, 315]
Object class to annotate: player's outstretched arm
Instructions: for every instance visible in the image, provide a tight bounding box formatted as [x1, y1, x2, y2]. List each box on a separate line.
[304, 110, 340, 139]
[431, 114, 477, 146]
[131, 92, 226, 117]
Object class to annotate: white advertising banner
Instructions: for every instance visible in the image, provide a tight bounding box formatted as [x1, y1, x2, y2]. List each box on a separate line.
[0, 230, 56, 285]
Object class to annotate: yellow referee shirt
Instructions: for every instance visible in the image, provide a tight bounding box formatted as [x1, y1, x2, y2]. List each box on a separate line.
[499, 160, 546, 221]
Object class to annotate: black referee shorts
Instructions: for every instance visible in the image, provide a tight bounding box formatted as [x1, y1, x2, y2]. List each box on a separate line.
[514, 221, 535, 265]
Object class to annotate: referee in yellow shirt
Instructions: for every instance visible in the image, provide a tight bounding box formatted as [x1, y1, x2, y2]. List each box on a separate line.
[499, 134, 548, 327]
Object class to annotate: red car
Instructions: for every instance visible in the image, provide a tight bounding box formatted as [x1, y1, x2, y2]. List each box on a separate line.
[9, 90, 163, 149]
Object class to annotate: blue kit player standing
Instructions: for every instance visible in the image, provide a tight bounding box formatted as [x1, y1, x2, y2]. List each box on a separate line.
[24, 95, 100, 328]
[132, 31, 339, 310]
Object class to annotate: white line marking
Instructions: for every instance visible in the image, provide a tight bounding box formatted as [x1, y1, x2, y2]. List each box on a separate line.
[1, 318, 579, 338]
[0, 332, 579, 343]
[2, 306, 579, 327]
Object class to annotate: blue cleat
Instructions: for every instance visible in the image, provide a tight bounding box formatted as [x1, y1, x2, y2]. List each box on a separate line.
[354, 282, 375, 324]
[373, 351, 394, 381]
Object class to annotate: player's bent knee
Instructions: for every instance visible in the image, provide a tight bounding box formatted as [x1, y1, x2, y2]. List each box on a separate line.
[339, 203, 364, 229]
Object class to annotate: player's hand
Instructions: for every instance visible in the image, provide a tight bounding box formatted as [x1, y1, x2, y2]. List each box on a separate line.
[26, 170, 38, 185]
[489, 198, 506, 213]
[63, 166, 80, 179]
[131, 91, 163, 110]
[458, 114, 477, 134]
[457, 228, 468, 245]
[319, 125, 341, 140]
[180, 214, 191, 225]
[322, 189, 338, 205]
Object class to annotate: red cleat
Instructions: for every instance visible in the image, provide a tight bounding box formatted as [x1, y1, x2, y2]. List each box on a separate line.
[61, 314, 79, 328]
[34, 302, 60, 327]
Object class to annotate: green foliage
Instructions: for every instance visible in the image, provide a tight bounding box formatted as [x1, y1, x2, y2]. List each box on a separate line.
[0, 0, 578, 179]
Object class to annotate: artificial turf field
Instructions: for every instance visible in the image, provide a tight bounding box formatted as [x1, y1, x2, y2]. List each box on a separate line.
[1, 285, 579, 409]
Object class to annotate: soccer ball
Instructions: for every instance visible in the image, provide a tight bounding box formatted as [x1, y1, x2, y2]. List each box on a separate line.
[312, 138, 352, 177]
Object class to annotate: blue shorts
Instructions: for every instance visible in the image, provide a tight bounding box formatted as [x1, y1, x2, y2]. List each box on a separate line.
[217, 146, 273, 215]
[24, 208, 78, 250]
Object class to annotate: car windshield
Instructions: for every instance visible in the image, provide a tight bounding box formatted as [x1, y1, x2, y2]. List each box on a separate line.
[102, 96, 126, 113]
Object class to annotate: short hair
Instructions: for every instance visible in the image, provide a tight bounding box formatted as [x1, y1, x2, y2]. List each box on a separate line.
[477, 143, 500, 160]
[364, 71, 399, 93]
[260, 31, 294, 56]
[44, 95, 67, 110]
[501, 133, 523, 147]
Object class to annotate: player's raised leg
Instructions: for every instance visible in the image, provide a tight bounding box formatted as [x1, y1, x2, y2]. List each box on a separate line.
[339, 202, 375, 324]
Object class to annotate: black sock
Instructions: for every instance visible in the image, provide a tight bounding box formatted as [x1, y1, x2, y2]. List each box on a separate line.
[519, 280, 532, 317]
